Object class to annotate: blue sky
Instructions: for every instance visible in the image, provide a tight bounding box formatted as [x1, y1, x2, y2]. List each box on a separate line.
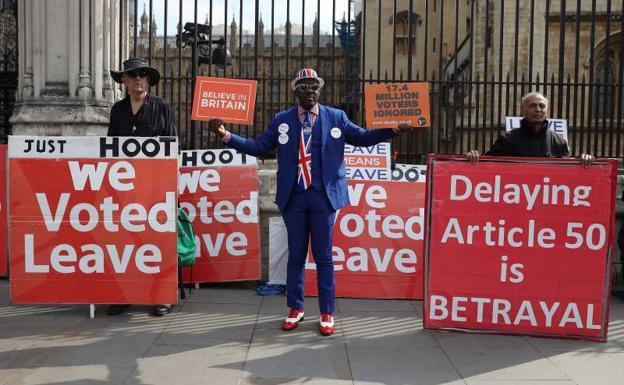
[134, 0, 357, 36]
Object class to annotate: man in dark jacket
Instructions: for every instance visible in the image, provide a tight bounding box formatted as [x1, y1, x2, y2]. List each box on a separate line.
[466, 92, 593, 166]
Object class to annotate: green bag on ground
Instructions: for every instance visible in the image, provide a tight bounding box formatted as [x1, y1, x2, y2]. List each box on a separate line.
[177, 207, 196, 299]
[177, 208, 196, 267]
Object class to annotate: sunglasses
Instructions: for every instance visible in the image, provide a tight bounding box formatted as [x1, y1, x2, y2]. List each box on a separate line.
[295, 83, 320, 92]
[125, 69, 148, 79]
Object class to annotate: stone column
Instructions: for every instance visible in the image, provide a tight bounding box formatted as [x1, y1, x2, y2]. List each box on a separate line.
[11, 0, 125, 136]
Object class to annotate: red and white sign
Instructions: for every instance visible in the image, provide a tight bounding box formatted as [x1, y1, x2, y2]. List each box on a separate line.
[179, 149, 261, 283]
[305, 173, 426, 299]
[345, 143, 391, 181]
[8, 136, 179, 304]
[424, 156, 617, 341]
[0, 145, 7, 276]
[191, 77, 257, 125]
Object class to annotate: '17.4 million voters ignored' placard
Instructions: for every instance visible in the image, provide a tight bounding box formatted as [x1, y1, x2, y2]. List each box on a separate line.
[424, 156, 618, 341]
[364, 82, 430, 129]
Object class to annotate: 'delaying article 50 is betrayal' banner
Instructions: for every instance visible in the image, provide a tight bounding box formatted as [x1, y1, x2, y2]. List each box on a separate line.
[9, 136, 179, 304]
[424, 156, 618, 341]
[178, 149, 261, 283]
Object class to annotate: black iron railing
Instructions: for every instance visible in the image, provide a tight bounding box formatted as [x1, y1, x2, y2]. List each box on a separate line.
[123, 0, 624, 163]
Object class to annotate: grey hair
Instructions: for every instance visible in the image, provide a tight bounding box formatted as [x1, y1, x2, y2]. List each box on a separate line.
[521, 92, 548, 107]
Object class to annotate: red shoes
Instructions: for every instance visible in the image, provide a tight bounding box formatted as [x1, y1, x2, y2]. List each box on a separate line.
[281, 309, 335, 336]
[281, 308, 305, 331]
[319, 312, 335, 336]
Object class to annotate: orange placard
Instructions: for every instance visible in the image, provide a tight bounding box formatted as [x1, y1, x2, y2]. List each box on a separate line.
[364, 82, 430, 129]
[192, 76, 257, 125]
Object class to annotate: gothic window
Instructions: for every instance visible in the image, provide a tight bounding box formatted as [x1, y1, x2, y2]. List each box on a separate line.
[392, 11, 420, 56]
[595, 50, 616, 119]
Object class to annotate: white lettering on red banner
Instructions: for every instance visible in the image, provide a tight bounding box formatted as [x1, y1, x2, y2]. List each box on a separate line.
[424, 156, 617, 341]
[178, 149, 260, 282]
[8, 136, 178, 304]
[305, 173, 426, 299]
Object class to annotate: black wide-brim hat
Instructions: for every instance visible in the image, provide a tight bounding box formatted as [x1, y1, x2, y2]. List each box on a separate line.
[110, 58, 160, 86]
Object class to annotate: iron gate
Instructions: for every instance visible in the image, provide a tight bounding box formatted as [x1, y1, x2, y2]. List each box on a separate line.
[125, 0, 624, 163]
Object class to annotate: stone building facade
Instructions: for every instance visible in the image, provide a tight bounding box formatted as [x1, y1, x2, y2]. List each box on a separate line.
[10, 0, 123, 137]
[130, 6, 352, 149]
[362, 0, 623, 157]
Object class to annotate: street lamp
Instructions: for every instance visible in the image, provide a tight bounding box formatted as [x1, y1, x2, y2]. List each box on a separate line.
[176, 22, 232, 67]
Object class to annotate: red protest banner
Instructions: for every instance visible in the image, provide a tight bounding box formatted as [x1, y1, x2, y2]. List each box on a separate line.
[0, 145, 7, 277]
[8, 136, 178, 304]
[191, 77, 257, 125]
[305, 176, 425, 299]
[424, 156, 617, 341]
[179, 149, 261, 283]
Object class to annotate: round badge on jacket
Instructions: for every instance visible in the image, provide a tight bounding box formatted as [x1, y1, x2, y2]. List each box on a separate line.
[278, 123, 289, 134]
[330, 127, 342, 139]
[278, 133, 289, 144]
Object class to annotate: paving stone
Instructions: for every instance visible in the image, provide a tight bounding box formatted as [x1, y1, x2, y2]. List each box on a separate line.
[349, 346, 464, 385]
[130, 344, 248, 385]
[547, 351, 624, 385]
[156, 302, 259, 346]
[434, 332, 571, 381]
[243, 327, 350, 381]
[341, 311, 437, 348]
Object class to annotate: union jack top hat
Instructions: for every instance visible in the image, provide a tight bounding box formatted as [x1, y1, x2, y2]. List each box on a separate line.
[291, 68, 325, 90]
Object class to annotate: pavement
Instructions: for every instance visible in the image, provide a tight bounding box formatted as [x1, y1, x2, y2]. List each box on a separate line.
[1, 279, 624, 385]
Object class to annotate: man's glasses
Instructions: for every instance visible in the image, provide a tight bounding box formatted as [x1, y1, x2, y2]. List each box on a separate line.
[295, 83, 320, 92]
[126, 70, 148, 79]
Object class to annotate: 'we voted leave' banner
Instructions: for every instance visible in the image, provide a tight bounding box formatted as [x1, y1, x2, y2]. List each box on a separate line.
[424, 156, 617, 341]
[8, 136, 179, 304]
[305, 171, 426, 299]
[178, 149, 261, 282]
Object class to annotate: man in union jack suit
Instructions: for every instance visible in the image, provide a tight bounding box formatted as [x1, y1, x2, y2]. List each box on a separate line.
[208, 68, 410, 336]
